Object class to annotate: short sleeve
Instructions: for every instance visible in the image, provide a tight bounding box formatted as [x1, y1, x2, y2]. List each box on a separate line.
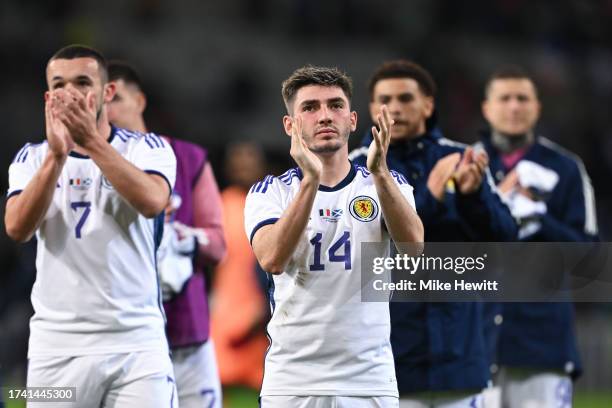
[244, 175, 285, 245]
[131, 133, 177, 193]
[7, 143, 45, 198]
[390, 170, 416, 211]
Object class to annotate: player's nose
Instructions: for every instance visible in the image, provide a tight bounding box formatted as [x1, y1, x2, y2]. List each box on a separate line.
[318, 105, 332, 123]
[387, 98, 402, 113]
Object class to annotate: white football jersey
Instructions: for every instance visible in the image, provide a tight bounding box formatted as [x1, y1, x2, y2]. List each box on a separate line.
[7, 127, 176, 357]
[244, 163, 415, 397]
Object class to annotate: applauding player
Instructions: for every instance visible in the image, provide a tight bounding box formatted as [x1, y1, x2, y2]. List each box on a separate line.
[5, 45, 177, 407]
[478, 66, 598, 408]
[245, 65, 423, 408]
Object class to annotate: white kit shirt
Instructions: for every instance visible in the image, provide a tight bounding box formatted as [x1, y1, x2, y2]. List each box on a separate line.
[7, 126, 176, 357]
[245, 163, 416, 397]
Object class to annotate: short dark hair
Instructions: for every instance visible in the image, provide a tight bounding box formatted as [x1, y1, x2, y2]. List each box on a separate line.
[48, 44, 108, 83]
[108, 61, 144, 91]
[282, 65, 353, 113]
[484, 65, 538, 98]
[368, 60, 437, 100]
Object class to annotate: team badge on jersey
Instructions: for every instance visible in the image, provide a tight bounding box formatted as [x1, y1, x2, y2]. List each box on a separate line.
[349, 195, 378, 222]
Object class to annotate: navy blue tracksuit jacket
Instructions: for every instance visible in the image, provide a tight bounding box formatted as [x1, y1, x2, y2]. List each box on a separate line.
[478, 131, 599, 378]
[350, 128, 517, 393]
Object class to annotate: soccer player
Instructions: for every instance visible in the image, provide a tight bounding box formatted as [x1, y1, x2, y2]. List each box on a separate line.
[106, 61, 226, 408]
[5, 45, 177, 407]
[478, 66, 598, 408]
[246, 66, 423, 408]
[350, 60, 517, 407]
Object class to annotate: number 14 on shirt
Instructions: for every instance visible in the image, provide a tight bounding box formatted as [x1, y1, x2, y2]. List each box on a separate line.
[309, 231, 351, 271]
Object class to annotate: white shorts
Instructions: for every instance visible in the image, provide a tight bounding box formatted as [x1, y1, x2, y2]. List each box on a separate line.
[260, 395, 398, 408]
[27, 350, 177, 408]
[399, 391, 483, 408]
[171, 340, 222, 408]
[500, 369, 572, 408]
[481, 386, 501, 408]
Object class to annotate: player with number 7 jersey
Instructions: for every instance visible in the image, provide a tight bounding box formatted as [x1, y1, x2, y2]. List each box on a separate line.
[7, 124, 176, 357]
[246, 66, 423, 407]
[5, 45, 178, 408]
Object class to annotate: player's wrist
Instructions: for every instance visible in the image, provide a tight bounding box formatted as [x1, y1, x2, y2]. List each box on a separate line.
[370, 165, 391, 179]
[301, 173, 320, 187]
[79, 131, 106, 156]
[45, 149, 67, 166]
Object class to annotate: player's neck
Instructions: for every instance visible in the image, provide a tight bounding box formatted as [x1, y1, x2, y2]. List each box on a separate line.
[131, 117, 147, 133]
[491, 129, 534, 153]
[318, 151, 352, 187]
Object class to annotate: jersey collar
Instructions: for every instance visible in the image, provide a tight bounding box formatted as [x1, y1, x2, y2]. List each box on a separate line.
[315, 161, 357, 192]
[68, 125, 117, 159]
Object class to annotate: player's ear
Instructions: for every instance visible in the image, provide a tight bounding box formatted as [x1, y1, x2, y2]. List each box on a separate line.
[423, 96, 434, 118]
[103, 82, 116, 103]
[137, 91, 147, 115]
[534, 99, 542, 120]
[481, 99, 491, 122]
[283, 115, 293, 137]
[350, 110, 357, 132]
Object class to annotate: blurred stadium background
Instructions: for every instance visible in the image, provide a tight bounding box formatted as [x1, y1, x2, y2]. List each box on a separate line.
[1, 0, 611, 407]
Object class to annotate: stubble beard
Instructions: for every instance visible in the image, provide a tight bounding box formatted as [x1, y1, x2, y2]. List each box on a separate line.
[307, 129, 349, 154]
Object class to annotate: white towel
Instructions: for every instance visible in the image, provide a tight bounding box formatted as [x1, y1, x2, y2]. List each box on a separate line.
[516, 160, 559, 193]
[506, 192, 548, 220]
[158, 223, 199, 301]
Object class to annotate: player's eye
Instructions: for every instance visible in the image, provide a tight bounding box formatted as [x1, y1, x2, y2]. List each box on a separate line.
[398, 94, 414, 103]
[330, 102, 343, 109]
[52, 82, 65, 89]
[517, 95, 529, 102]
[378, 96, 391, 104]
[302, 105, 315, 112]
[500, 95, 510, 102]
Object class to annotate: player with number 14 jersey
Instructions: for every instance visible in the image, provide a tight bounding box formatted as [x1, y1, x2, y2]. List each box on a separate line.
[245, 163, 415, 397]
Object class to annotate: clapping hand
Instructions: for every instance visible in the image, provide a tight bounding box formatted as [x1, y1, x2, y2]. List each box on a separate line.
[289, 116, 322, 182]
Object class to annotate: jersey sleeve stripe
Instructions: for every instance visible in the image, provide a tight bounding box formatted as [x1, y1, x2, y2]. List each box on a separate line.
[539, 137, 598, 235]
[249, 217, 279, 245]
[147, 134, 158, 148]
[151, 134, 165, 147]
[12, 144, 30, 163]
[149, 134, 162, 148]
[143, 135, 155, 149]
[20, 150, 30, 163]
[6, 189, 22, 199]
[577, 160, 598, 235]
[116, 130, 127, 142]
[252, 175, 274, 193]
[144, 170, 172, 197]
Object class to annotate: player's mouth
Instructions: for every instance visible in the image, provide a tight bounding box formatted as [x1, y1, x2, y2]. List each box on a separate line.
[391, 119, 409, 128]
[315, 127, 338, 137]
